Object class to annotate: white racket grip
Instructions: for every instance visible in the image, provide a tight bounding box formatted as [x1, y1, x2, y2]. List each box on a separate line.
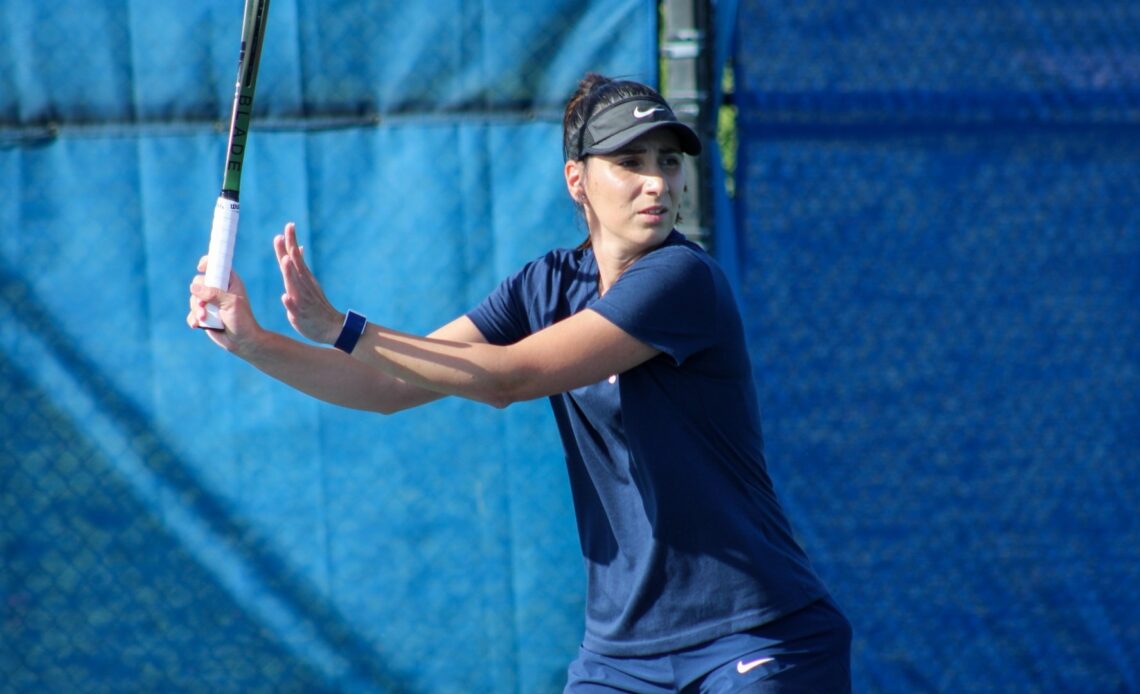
[199, 196, 240, 330]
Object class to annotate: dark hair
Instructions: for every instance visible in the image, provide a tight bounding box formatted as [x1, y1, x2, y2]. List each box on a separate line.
[562, 73, 663, 163]
[562, 74, 670, 249]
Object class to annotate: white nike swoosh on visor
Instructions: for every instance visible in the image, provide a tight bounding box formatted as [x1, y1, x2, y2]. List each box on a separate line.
[633, 106, 664, 118]
[736, 657, 775, 674]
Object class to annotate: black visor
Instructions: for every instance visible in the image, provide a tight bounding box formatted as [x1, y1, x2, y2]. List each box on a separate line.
[571, 95, 702, 160]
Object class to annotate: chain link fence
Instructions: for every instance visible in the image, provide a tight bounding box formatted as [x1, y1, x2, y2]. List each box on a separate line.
[733, 2, 1140, 691]
[2, 2, 659, 692]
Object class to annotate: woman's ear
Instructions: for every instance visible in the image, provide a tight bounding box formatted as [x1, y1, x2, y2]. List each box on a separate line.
[565, 159, 586, 204]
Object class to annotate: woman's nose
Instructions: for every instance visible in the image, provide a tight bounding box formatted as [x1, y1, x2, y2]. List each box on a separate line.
[644, 169, 667, 195]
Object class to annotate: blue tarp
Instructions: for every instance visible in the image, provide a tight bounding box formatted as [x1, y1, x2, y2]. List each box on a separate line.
[733, 2, 1140, 691]
[2, 2, 655, 692]
[6, 1, 1139, 691]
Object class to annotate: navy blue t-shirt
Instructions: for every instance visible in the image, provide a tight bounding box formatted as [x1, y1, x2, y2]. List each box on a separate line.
[467, 231, 828, 656]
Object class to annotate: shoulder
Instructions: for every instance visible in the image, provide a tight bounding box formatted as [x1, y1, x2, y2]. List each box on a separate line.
[645, 232, 716, 271]
[594, 233, 735, 365]
[514, 244, 591, 283]
[469, 241, 594, 342]
[619, 232, 723, 296]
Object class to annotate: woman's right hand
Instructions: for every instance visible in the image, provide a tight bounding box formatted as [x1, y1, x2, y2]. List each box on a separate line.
[188, 257, 262, 355]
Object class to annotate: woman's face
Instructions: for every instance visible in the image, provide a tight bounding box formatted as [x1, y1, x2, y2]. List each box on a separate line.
[572, 128, 686, 253]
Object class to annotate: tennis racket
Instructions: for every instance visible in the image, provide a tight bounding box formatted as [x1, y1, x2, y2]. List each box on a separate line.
[199, 0, 272, 329]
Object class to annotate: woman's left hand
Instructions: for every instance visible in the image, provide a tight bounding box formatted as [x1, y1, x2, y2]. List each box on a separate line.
[274, 222, 344, 345]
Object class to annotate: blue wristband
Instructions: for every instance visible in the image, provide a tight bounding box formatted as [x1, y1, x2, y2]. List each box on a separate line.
[334, 310, 367, 354]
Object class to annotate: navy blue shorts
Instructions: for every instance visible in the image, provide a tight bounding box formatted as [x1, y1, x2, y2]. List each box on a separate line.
[565, 596, 852, 693]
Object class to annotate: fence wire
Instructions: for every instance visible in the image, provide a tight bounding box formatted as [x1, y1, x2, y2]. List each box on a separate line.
[2, 2, 656, 693]
[734, 2, 1140, 692]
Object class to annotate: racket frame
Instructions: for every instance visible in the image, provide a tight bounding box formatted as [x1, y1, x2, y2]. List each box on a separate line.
[199, 0, 271, 330]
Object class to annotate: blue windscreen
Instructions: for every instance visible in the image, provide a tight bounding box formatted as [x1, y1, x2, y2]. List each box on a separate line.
[732, 2, 1140, 691]
[0, 1, 655, 692]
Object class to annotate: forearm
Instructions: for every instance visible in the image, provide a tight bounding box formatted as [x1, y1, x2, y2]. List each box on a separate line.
[270, 222, 655, 405]
[344, 310, 656, 408]
[240, 329, 444, 413]
[349, 324, 521, 408]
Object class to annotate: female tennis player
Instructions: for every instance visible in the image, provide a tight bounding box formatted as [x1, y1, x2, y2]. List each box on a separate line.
[189, 73, 851, 692]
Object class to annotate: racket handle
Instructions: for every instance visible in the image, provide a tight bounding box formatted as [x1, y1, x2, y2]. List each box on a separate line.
[199, 196, 240, 330]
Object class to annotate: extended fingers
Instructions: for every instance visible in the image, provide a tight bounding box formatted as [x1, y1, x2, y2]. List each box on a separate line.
[278, 248, 301, 295]
[275, 224, 304, 273]
[279, 228, 322, 297]
[284, 223, 312, 274]
[276, 222, 298, 259]
[273, 222, 299, 263]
